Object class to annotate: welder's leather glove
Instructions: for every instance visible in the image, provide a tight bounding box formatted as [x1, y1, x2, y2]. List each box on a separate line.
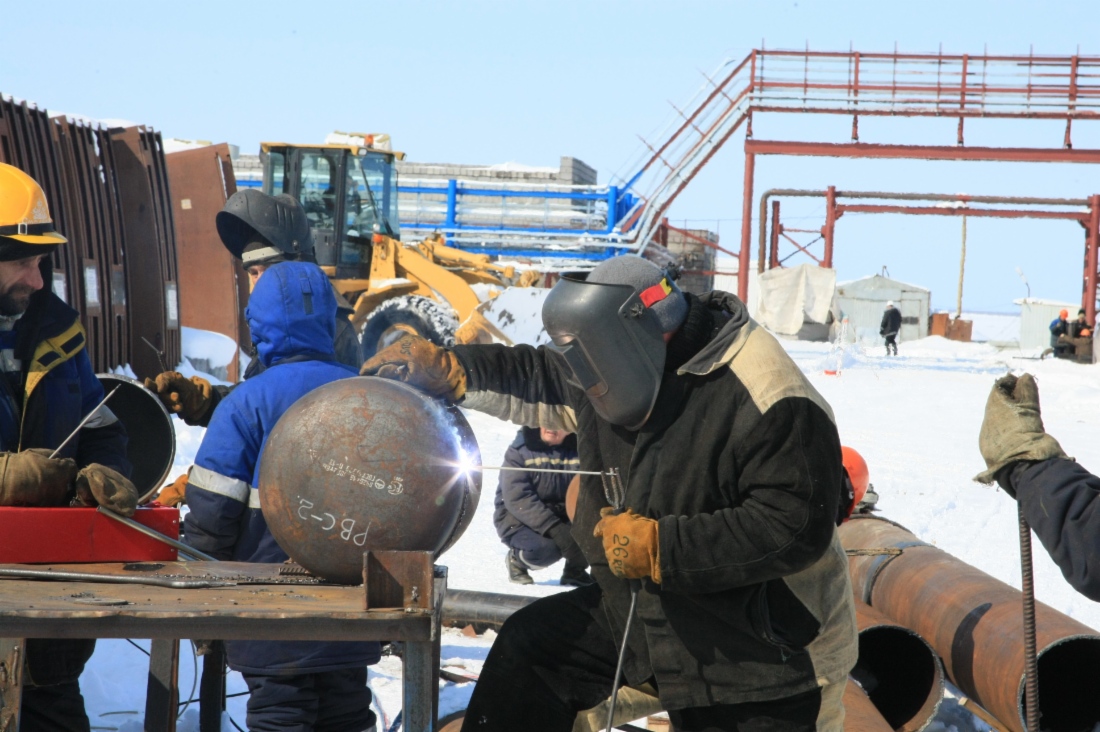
[156, 471, 189, 507]
[976, 373, 1069, 487]
[0, 449, 78, 507]
[360, 334, 467, 402]
[74, 464, 139, 517]
[144, 371, 214, 425]
[593, 508, 661, 583]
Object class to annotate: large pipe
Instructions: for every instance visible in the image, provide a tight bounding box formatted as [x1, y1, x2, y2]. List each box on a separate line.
[844, 680, 893, 732]
[853, 601, 943, 732]
[840, 516, 1100, 732]
[442, 589, 536, 629]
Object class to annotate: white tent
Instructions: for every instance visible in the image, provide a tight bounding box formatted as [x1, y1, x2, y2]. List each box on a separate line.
[836, 275, 930, 343]
[753, 264, 838, 341]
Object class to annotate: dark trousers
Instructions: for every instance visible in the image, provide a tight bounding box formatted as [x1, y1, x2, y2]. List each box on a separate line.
[506, 525, 563, 569]
[243, 667, 375, 732]
[884, 334, 897, 355]
[460, 585, 823, 732]
[20, 638, 96, 732]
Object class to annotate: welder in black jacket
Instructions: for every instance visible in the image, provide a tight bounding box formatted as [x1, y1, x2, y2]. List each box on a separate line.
[977, 372, 1100, 600]
[362, 255, 856, 731]
[494, 426, 593, 587]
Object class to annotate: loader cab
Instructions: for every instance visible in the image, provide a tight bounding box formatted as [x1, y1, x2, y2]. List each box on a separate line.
[260, 143, 402, 279]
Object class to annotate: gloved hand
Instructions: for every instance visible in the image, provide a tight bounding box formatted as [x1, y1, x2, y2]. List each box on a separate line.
[0, 449, 78, 507]
[74, 464, 139, 517]
[156, 471, 189, 507]
[976, 372, 1068, 487]
[592, 508, 661, 583]
[547, 522, 588, 568]
[360, 334, 467, 402]
[144, 371, 214, 425]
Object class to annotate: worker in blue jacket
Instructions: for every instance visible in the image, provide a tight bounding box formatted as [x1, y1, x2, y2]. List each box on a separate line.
[184, 260, 379, 732]
[0, 163, 136, 732]
[977, 372, 1100, 600]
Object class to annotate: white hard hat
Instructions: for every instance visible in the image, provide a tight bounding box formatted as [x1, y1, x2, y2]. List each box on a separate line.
[886, 300, 895, 308]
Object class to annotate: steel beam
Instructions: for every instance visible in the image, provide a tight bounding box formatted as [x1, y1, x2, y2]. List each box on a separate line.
[738, 151, 755, 300]
[745, 139, 1100, 164]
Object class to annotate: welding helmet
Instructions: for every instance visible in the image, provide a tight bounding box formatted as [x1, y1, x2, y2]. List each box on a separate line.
[542, 272, 669, 430]
[216, 189, 314, 265]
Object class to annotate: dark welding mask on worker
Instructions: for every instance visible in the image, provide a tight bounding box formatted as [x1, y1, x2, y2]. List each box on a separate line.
[542, 273, 666, 431]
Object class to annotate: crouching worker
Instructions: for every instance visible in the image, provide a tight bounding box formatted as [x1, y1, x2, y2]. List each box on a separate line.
[363, 255, 857, 731]
[495, 427, 593, 587]
[184, 261, 379, 732]
[0, 163, 136, 732]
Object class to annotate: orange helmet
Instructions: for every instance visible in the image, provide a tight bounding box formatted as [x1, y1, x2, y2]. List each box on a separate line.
[841, 446, 869, 512]
[1060, 309, 1069, 319]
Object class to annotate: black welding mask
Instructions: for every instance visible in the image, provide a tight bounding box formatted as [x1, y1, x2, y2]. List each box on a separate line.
[542, 273, 666, 431]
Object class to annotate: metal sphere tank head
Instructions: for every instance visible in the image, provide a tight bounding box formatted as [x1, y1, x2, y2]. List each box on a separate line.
[258, 377, 481, 584]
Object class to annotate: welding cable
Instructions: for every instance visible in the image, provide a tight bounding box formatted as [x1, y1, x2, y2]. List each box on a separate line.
[175, 641, 200, 721]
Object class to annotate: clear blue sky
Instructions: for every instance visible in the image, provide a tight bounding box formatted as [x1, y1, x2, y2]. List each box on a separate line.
[4, 0, 1099, 311]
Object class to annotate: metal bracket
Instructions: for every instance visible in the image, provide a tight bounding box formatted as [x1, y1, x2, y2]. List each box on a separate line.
[0, 639, 23, 732]
[362, 551, 434, 612]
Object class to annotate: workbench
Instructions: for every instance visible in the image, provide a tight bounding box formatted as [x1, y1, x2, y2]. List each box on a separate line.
[0, 557, 445, 732]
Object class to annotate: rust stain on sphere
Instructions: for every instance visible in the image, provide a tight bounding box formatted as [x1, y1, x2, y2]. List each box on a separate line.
[259, 377, 481, 584]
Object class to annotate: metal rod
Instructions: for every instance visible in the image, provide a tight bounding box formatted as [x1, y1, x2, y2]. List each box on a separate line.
[471, 465, 605, 476]
[50, 386, 120, 459]
[141, 336, 169, 374]
[605, 587, 639, 732]
[1019, 503, 1041, 732]
[96, 506, 216, 561]
[0, 566, 231, 589]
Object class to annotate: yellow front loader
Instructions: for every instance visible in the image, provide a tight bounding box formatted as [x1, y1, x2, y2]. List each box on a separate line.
[260, 139, 540, 357]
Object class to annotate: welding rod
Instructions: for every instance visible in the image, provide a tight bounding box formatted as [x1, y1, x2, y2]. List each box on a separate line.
[96, 506, 216, 562]
[50, 386, 120, 459]
[471, 465, 605, 476]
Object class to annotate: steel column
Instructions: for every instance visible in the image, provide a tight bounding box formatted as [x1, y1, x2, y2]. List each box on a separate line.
[1085, 195, 1100, 327]
[146, 639, 180, 732]
[769, 200, 781, 270]
[738, 151, 755, 300]
[823, 186, 837, 268]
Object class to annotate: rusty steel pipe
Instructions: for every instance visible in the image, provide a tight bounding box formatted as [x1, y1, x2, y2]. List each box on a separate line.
[844, 679, 894, 732]
[258, 377, 482, 585]
[853, 600, 943, 732]
[840, 516, 1100, 732]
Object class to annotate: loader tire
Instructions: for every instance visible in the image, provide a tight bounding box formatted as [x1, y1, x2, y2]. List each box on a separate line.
[361, 295, 459, 359]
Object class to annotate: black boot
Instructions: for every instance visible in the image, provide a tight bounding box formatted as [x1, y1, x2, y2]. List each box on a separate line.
[560, 563, 595, 587]
[506, 550, 533, 585]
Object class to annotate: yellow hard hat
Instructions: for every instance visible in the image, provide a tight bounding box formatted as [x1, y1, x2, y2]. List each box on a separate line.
[0, 163, 67, 246]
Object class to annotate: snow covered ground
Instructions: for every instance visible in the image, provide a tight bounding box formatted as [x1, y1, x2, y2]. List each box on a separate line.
[77, 335, 1100, 731]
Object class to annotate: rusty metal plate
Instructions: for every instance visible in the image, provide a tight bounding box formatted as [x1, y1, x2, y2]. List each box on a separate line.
[259, 377, 481, 585]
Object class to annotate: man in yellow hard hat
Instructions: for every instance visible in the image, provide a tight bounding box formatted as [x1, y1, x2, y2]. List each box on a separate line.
[0, 162, 138, 732]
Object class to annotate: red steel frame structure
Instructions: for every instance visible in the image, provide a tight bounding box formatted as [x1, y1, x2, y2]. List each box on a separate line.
[621, 49, 1100, 313]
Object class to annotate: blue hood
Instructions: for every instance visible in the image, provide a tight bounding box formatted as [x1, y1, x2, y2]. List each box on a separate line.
[246, 261, 337, 368]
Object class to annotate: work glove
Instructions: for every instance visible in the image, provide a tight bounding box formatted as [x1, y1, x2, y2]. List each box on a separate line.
[360, 334, 467, 402]
[547, 522, 588, 569]
[73, 464, 139, 517]
[0, 449, 78, 507]
[593, 508, 661, 583]
[144, 371, 214, 425]
[976, 372, 1068, 489]
[156, 471, 189, 507]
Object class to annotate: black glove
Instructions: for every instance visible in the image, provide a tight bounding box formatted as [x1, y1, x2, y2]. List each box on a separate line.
[547, 522, 587, 569]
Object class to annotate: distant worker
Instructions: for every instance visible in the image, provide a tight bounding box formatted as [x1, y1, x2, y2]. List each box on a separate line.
[976, 372, 1100, 601]
[145, 190, 363, 430]
[1071, 308, 1092, 339]
[880, 300, 901, 356]
[0, 163, 137, 732]
[1049, 308, 1071, 356]
[494, 427, 593, 587]
[184, 261, 380, 730]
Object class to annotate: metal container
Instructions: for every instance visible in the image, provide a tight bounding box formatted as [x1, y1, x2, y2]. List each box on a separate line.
[259, 377, 481, 584]
[853, 600, 943, 731]
[96, 374, 176, 502]
[841, 515, 1100, 732]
